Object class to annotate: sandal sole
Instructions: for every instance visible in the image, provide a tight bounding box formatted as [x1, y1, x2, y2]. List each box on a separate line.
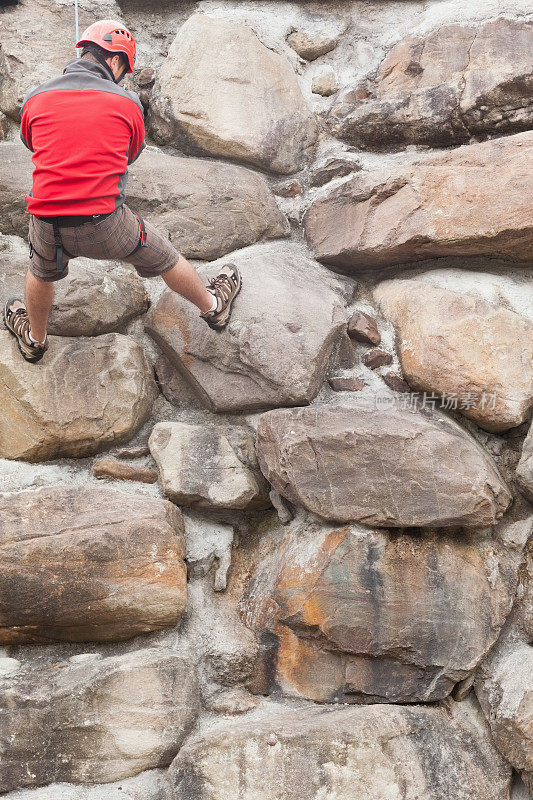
[3, 297, 46, 363]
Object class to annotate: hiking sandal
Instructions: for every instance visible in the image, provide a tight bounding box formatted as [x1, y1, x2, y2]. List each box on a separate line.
[3, 297, 48, 363]
[200, 263, 242, 331]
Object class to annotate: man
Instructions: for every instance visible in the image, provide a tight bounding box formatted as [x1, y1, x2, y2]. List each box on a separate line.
[4, 19, 241, 363]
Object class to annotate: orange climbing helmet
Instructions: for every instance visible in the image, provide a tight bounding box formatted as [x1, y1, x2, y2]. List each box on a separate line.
[76, 20, 136, 73]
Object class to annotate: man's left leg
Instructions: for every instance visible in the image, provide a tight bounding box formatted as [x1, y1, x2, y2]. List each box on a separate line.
[3, 271, 53, 363]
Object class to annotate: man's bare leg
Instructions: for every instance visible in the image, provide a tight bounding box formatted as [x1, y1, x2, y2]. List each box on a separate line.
[25, 270, 54, 342]
[162, 253, 215, 313]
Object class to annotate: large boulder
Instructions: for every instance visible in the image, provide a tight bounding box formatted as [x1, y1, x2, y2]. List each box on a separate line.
[0, 331, 158, 461]
[0, 649, 199, 792]
[170, 698, 512, 800]
[0, 0, 122, 121]
[128, 148, 289, 259]
[304, 132, 533, 270]
[0, 142, 289, 259]
[149, 14, 318, 174]
[0, 235, 149, 337]
[0, 487, 187, 643]
[149, 421, 269, 510]
[476, 643, 533, 792]
[241, 516, 524, 704]
[374, 279, 533, 432]
[329, 19, 533, 149]
[255, 399, 511, 528]
[145, 242, 347, 413]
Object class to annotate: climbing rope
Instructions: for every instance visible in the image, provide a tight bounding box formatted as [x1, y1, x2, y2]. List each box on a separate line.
[74, 0, 80, 57]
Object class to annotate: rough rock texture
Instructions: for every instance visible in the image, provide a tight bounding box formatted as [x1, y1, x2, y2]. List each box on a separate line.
[328, 376, 365, 392]
[1, 770, 173, 800]
[517, 420, 533, 502]
[128, 148, 289, 259]
[145, 242, 347, 412]
[0, 331, 158, 461]
[149, 14, 318, 173]
[304, 132, 533, 270]
[1, 235, 149, 336]
[0, 649, 199, 792]
[241, 518, 523, 703]
[476, 644, 533, 791]
[375, 279, 533, 432]
[329, 19, 533, 149]
[170, 698, 512, 800]
[0, 142, 32, 238]
[149, 421, 268, 510]
[0, 487, 187, 643]
[183, 513, 234, 592]
[362, 347, 393, 369]
[256, 399, 511, 528]
[0, 0, 121, 120]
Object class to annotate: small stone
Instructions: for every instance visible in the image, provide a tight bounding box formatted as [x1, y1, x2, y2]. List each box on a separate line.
[334, 332, 357, 369]
[310, 157, 360, 188]
[312, 69, 338, 97]
[206, 688, 259, 716]
[115, 444, 151, 459]
[382, 372, 411, 393]
[363, 348, 393, 369]
[266, 733, 278, 747]
[328, 376, 365, 392]
[92, 457, 158, 484]
[287, 30, 338, 61]
[347, 310, 381, 345]
[269, 488, 294, 524]
[273, 180, 303, 197]
[138, 67, 156, 88]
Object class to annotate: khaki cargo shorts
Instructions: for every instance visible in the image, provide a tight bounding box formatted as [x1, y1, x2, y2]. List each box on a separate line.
[28, 204, 179, 282]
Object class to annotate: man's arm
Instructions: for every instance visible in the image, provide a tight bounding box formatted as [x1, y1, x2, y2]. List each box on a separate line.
[20, 103, 34, 152]
[128, 104, 145, 164]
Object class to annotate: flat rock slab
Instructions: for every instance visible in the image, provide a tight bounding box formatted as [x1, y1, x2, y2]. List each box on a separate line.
[329, 19, 533, 149]
[149, 14, 318, 174]
[304, 132, 533, 270]
[0, 235, 149, 336]
[145, 242, 347, 413]
[149, 421, 268, 510]
[0, 649, 199, 792]
[170, 698, 511, 800]
[0, 487, 187, 643]
[374, 279, 533, 432]
[256, 399, 511, 528]
[0, 331, 158, 461]
[127, 148, 289, 260]
[241, 521, 522, 703]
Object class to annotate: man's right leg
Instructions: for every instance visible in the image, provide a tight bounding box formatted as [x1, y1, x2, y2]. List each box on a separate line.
[162, 253, 218, 314]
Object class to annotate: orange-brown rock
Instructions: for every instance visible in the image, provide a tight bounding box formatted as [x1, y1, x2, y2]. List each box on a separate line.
[256, 399, 511, 528]
[362, 348, 393, 369]
[329, 19, 533, 149]
[347, 309, 381, 345]
[241, 520, 524, 703]
[375, 279, 533, 432]
[304, 132, 533, 270]
[0, 487, 187, 643]
[92, 457, 158, 484]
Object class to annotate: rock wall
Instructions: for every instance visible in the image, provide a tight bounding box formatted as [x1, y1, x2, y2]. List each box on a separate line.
[0, 1, 532, 798]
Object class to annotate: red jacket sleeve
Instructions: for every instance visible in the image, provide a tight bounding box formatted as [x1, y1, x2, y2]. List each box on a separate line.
[128, 105, 145, 164]
[20, 103, 34, 152]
